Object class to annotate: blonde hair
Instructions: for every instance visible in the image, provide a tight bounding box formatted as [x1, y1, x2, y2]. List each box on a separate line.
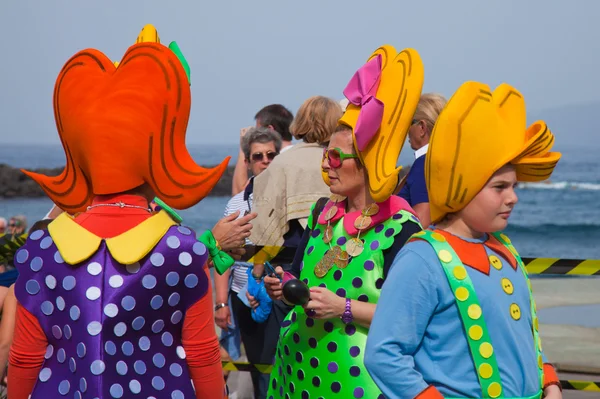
[290, 96, 342, 144]
[414, 93, 447, 135]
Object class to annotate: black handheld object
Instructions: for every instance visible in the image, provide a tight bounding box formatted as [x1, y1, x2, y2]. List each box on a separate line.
[282, 279, 310, 306]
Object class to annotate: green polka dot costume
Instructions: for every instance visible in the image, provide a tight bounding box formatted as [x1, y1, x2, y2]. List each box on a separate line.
[267, 199, 419, 399]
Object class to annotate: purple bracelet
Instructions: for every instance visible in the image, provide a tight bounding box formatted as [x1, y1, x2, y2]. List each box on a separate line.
[341, 298, 353, 324]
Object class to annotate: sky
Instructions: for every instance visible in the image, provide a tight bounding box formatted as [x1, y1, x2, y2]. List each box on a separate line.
[0, 0, 599, 146]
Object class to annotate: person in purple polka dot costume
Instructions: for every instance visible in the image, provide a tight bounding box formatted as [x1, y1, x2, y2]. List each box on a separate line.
[264, 126, 422, 398]
[9, 24, 255, 399]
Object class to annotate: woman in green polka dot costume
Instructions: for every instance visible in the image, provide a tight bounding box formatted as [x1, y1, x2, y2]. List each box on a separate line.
[264, 125, 422, 398]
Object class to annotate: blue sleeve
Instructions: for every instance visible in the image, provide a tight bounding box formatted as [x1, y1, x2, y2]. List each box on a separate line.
[364, 244, 440, 399]
[408, 156, 428, 205]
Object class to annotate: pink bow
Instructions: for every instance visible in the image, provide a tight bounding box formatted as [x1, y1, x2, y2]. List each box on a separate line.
[343, 54, 384, 151]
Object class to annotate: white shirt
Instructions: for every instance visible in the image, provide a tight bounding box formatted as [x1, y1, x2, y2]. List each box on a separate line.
[415, 143, 429, 159]
[223, 191, 253, 293]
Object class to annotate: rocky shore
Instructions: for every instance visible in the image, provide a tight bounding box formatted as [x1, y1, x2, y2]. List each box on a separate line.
[0, 164, 411, 198]
[0, 164, 235, 198]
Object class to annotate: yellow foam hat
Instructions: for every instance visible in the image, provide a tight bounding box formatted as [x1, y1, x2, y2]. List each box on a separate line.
[136, 24, 161, 43]
[338, 45, 424, 202]
[426, 81, 561, 223]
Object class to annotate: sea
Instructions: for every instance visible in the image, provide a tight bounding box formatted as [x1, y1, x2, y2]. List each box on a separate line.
[1, 142, 599, 259]
[1, 143, 600, 332]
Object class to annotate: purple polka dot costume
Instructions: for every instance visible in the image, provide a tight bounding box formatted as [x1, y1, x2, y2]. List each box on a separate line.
[14, 223, 208, 399]
[267, 207, 415, 399]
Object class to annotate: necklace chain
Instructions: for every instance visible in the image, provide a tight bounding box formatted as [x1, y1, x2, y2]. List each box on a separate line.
[86, 201, 152, 213]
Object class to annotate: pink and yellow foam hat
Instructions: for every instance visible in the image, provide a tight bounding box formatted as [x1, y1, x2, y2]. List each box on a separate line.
[426, 81, 562, 223]
[335, 45, 425, 203]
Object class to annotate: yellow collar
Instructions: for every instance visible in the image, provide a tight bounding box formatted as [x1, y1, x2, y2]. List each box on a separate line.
[48, 210, 177, 265]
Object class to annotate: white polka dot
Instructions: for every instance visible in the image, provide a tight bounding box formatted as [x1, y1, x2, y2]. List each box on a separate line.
[90, 360, 105, 375]
[29, 230, 44, 240]
[30, 256, 43, 272]
[39, 367, 52, 382]
[129, 380, 141, 394]
[110, 383, 123, 398]
[109, 275, 124, 288]
[126, 262, 140, 274]
[40, 236, 53, 249]
[114, 322, 127, 337]
[166, 236, 181, 249]
[16, 249, 29, 264]
[87, 262, 102, 276]
[86, 287, 101, 301]
[87, 321, 102, 336]
[54, 251, 64, 264]
[62, 276, 76, 291]
[179, 252, 192, 266]
[176, 346, 186, 359]
[45, 275, 57, 289]
[104, 304, 119, 318]
[150, 253, 165, 267]
[193, 241, 206, 256]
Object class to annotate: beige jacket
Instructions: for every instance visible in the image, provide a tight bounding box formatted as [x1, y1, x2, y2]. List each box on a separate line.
[249, 142, 330, 246]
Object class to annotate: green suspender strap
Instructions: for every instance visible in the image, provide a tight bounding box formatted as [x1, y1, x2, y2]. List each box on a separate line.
[414, 230, 505, 398]
[413, 230, 544, 399]
[492, 232, 545, 392]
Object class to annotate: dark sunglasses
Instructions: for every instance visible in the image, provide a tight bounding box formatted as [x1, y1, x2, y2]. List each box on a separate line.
[322, 147, 359, 169]
[250, 151, 278, 162]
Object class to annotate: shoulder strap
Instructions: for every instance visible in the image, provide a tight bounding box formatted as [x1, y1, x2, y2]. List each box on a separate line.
[492, 232, 545, 391]
[413, 230, 504, 398]
[311, 197, 329, 230]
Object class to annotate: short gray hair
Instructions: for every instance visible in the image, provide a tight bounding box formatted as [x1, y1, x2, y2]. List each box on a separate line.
[241, 127, 282, 159]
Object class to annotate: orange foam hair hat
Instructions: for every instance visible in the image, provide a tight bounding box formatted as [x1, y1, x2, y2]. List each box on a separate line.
[22, 41, 229, 213]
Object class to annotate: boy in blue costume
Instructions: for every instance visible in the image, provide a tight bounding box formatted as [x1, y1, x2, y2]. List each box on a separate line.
[365, 82, 562, 399]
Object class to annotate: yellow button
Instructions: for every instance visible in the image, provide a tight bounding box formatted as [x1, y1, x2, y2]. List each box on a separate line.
[538, 339, 542, 352]
[455, 287, 469, 302]
[487, 382, 502, 398]
[413, 231, 426, 237]
[431, 232, 446, 242]
[510, 303, 521, 320]
[501, 278, 514, 295]
[499, 233, 511, 244]
[538, 354, 543, 369]
[534, 317, 539, 331]
[438, 249, 452, 263]
[479, 342, 493, 359]
[478, 363, 493, 379]
[467, 304, 482, 320]
[453, 266, 467, 280]
[489, 255, 502, 270]
[469, 325, 483, 341]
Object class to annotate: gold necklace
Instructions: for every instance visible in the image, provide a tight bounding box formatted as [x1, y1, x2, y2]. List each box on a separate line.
[314, 196, 379, 278]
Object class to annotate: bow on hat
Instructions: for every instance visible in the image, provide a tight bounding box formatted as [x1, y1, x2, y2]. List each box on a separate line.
[343, 54, 384, 151]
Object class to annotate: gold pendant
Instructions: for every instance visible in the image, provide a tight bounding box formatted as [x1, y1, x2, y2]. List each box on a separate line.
[362, 203, 380, 216]
[314, 261, 329, 278]
[329, 194, 347, 203]
[325, 206, 338, 221]
[314, 249, 334, 278]
[346, 237, 364, 257]
[335, 249, 350, 269]
[354, 215, 372, 230]
[323, 224, 333, 244]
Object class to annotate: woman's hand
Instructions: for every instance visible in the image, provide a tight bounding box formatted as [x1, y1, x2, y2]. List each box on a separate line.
[543, 385, 562, 399]
[211, 211, 257, 251]
[214, 306, 231, 331]
[264, 266, 285, 300]
[303, 287, 345, 320]
[246, 292, 259, 310]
